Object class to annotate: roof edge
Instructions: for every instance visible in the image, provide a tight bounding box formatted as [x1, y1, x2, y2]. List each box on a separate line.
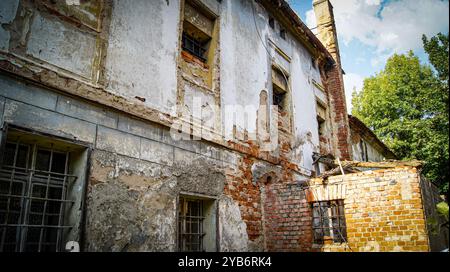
[259, 0, 335, 65]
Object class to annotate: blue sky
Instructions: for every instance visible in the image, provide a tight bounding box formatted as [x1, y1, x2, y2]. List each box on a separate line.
[288, 0, 449, 111]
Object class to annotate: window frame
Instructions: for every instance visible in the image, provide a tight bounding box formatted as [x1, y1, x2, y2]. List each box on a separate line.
[269, 17, 275, 29]
[311, 200, 347, 244]
[271, 66, 290, 113]
[178, 197, 206, 252]
[177, 193, 217, 252]
[280, 28, 287, 40]
[182, 32, 209, 62]
[272, 85, 287, 112]
[181, 0, 216, 64]
[360, 140, 369, 162]
[0, 124, 90, 252]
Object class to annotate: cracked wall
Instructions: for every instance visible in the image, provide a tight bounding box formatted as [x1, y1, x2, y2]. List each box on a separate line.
[0, 74, 252, 252]
[0, 0, 358, 252]
[307, 167, 431, 252]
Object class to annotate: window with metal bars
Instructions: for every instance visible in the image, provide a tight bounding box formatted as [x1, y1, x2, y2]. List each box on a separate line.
[181, 1, 215, 64]
[0, 140, 78, 252]
[178, 197, 206, 252]
[312, 200, 347, 244]
[182, 32, 208, 62]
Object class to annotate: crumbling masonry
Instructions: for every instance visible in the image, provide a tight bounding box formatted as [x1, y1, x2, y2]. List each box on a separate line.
[0, 0, 447, 252]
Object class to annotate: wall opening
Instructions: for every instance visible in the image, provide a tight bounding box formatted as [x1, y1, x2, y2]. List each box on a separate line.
[0, 126, 88, 252]
[311, 200, 347, 244]
[272, 66, 289, 113]
[181, 1, 216, 64]
[177, 194, 217, 252]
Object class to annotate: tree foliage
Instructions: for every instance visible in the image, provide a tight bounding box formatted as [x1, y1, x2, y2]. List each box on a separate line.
[423, 33, 449, 82]
[352, 33, 449, 193]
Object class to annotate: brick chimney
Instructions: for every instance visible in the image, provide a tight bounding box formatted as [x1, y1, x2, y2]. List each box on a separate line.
[313, 0, 342, 65]
[313, 0, 353, 160]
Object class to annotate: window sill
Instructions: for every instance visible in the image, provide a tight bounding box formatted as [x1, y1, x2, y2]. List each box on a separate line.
[312, 242, 347, 248]
[181, 50, 209, 69]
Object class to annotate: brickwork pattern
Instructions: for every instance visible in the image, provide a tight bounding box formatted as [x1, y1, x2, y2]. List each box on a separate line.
[308, 167, 430, 252]
[263, 180, 314, 252]
[325, 65, 352, 160]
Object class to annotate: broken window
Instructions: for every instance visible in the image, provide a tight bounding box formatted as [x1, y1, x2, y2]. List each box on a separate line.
[316, 102, 327, 136]
[182, 1, 215, 63]
[273, 88, 286, 111]
[272, 66, 289, 112]
[311, 57, 317, 70]
[0, 128, 86, 252]
[280, 28, 286, 40]
[317, 118, 325, 136]
[178, 196, 216, 252]
[269, 17, 275, 29]
[312, 200, 347, 244]
[360, 140, 369, 162]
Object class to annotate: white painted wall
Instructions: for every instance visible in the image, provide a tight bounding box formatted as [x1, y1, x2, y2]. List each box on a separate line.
[0, 0, 19, 51]
[27, 13, 97, 79]
[106, 0, 323, 171]
[104, 0, 180, 115]
[0, 0, 323, 172]
[220, 0, 322, 171]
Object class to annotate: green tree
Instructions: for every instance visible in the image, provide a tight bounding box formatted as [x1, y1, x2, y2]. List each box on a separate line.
[352, 34, 449, 193]
[423, 33, 449, 82]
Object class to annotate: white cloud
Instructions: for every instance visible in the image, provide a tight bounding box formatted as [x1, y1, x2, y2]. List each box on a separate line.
[304, 1, 448, 111]
[365, 0, 381, 5]
[305, 9, 317, 34]
[355, 57, 366, 64]
[343, 73, 365, 112]
[329, 0, 449, 54]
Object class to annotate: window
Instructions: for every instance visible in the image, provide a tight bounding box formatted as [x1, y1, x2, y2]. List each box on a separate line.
[316, 102, 327, 136]
[178, 196, 216, 252]
[273, 88, 286, 111]
[182, 1, 215, 63]
[0, 128, 86, 252]
[311, 57, 317, 69]
[280, 28, 286, 40]
[360, 140, 369, 162]
[272, 67, 289, 112]
[312, 200, 347, 244]
[182, 33, 208, 62]
[269, 17, 275, 29]
[317, 118, 325, 136]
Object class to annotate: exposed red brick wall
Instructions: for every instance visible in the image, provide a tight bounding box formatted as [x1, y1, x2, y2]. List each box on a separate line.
[324, 64, 352, 160]
[263, 179, 315, 252]
[224, 155, 264, 241]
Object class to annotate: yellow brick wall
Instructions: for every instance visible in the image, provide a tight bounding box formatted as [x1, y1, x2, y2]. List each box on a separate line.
[308, 167, 430, 252]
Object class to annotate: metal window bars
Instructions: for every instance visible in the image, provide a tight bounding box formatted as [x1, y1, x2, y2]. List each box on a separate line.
[0, 141, 77, 252]
[178, 198, 206, 252]
[182, 32, 207, 62]
[312, 200, 347, 244]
